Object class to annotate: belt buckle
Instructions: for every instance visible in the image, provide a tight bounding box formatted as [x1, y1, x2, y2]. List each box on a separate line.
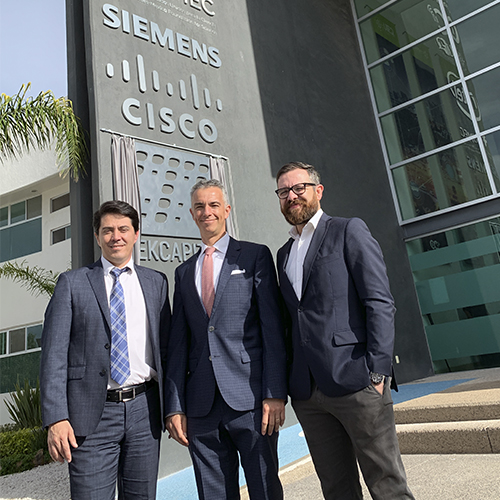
[120, 386, 136, 402]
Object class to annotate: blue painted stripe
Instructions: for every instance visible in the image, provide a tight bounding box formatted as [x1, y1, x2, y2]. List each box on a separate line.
[156, 378, 470, 499]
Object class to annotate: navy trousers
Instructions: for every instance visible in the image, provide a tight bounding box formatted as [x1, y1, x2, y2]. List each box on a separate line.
[187, 389, 283, 500]
[69, 384, 162, 500]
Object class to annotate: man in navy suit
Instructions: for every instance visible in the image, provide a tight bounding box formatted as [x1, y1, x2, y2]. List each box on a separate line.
[275, 162, 414, 500]
[40, 200, 171, 500]
[165, 179, 287, 500]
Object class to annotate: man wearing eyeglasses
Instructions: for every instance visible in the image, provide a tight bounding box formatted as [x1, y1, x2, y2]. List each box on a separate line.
[275, 162, 414, 500]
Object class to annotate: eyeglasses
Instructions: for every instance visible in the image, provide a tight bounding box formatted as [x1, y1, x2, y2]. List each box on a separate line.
[275, 183, 317, 199]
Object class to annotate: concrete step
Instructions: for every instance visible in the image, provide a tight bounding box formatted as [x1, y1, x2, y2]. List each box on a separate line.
[394, 386, 500, 425]
[397, 419, 500, 454]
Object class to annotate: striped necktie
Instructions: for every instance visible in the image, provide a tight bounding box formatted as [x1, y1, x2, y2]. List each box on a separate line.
[110, 267, 131, 385]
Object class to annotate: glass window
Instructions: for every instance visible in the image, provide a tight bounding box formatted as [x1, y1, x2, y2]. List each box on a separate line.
[9, 328, 26, 354]
[467, 66, 500, 132]
[27, 196, 42, 219]
[0, 218, 42, 263]
[0, 207, 7, 228]
[381, 84, 474, 164]
[393, 140, 492, 220]
[446, 0, 494, 21]
[360, 0, 444, 64]
[27, 324, 43, 349]
[51, 225, 71, 245]
[10, 201, 26, 224]
[406, 216, 500, 372]
[455, 3, 500, 76]
[483, 130, 500, 192]
[354, 0, 392, 18]
[51, 193, 70, 212]
[0, 332, 6, 355]
[370, 31, 459, 112]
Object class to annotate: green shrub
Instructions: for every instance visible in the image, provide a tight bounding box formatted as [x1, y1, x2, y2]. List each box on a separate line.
[0, 427, 50, 475]
[5, 378, 42, 429]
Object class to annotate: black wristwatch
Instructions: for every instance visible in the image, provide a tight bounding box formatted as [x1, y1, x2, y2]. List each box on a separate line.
[369, 372, 385, 384]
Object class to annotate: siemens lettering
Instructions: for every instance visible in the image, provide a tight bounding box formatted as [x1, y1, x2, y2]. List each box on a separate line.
[103, 4, 221, 68]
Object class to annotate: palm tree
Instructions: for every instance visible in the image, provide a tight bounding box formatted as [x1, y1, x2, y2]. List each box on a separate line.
[0, 260, 60, 298]
[0, 83, 87, 180]
[0, 83, 84, 290]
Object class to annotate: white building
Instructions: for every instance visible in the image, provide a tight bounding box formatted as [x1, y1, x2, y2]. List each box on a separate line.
[0, 148, 70, 425]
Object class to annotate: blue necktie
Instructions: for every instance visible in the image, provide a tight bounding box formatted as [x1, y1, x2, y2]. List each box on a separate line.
[110, 267, 130, 386]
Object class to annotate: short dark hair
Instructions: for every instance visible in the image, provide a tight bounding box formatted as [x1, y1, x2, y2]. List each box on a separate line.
[93, 200, 140, 234]
[276, 162, 321, 185]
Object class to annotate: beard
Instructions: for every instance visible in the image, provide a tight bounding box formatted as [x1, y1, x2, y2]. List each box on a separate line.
[281, 197, 319, 226]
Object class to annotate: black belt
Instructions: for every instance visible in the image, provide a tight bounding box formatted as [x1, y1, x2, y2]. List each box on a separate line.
[106, 379, 156, 402]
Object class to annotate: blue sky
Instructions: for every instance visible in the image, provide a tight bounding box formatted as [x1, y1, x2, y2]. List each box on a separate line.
[0, 0, 67, 98]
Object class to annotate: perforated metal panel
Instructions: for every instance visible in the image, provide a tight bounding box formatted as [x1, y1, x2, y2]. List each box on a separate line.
[136, 143, 210, 237]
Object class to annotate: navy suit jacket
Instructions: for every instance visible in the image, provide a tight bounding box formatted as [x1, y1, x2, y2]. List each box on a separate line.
[40, 260, 171, 436]
[164, 237, 287, 418]
[277, 214, 396, 400]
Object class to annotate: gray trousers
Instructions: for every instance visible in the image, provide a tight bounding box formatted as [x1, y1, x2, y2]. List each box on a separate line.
[69, 384, 162, 500]
[292, 380, 414, 500]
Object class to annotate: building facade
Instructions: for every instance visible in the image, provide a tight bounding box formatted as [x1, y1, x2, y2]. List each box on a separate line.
[0, 149, 71, 424]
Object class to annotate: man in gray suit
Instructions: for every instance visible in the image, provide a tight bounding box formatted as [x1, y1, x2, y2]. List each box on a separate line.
[275, 162, 414, 500]
[40, 200, 171, 500]
[165, 179, 287, 499]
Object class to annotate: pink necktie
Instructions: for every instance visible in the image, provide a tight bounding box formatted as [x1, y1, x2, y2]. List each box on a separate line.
[202, 247, 216, 317]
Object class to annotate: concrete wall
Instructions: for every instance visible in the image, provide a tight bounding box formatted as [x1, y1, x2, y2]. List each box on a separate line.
[244, 0, 433, 382]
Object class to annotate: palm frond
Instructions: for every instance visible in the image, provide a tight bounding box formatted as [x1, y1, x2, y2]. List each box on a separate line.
[0, 260, 60, 298]
[0, 83, 87, 181]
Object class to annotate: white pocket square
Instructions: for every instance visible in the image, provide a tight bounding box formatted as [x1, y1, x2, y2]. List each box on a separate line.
[231, 269, 246, 275]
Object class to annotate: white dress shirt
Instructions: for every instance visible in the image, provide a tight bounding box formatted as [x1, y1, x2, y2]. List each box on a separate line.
[194, 232, 230, 311]
[285, 209, 324, 300]
[102, 256, 156, 389]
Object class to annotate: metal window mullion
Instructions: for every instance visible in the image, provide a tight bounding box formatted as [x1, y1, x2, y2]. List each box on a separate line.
[404, 210, 500, 241]
[366, 27, 447, 70]
[387, 136, 489, 171]
[439, 0, 498, 194]
[356, 0, 401, 23]
[400, 193, 500, 226]
[350, 0, 404, 225]
[378, 79, 463, 118]
[447, 0, 500, 28]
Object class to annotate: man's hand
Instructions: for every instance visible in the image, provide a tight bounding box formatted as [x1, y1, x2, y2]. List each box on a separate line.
[166, 414, 189, 446]
[261, 398, 285, 436]
[372, 381, 384, 395]
[47, 420, 77, 463]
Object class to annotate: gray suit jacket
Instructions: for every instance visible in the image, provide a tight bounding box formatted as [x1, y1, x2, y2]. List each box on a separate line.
[40, 260, 171, 436]
[278, 214, 396, 400]
[164, 238, 287, 418]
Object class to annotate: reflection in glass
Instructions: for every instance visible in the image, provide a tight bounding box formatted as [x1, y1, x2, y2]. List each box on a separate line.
[446, 0, 493, 21]
[484, 130, 500, 192]
[27, 196, 42, 219]
[0, 207, 7, 228]
[10, 202, 26, 224]
[360, 0, 444, 64]
[27, 324, 43, 349]
[9, 328, 25, 354]
[393, 140, 492, 220]
[381, 84, 473, 164]
[406, 216, 500, 372]
[455, 3, 500, 75]
[469, 66, 500, 131]
[354, 0, 391, 19]
[370, 31, 459, 112]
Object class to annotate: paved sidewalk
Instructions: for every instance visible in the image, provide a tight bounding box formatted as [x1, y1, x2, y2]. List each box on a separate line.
[278, 454, 500, 499]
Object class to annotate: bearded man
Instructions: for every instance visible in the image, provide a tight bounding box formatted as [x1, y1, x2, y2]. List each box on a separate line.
[275, 162, 414, 500]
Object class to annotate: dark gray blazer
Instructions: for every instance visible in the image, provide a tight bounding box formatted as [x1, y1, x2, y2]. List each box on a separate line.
[164, 237, 287, 418]
[277, 214, 396, 400]
[40, 260, 171, 436]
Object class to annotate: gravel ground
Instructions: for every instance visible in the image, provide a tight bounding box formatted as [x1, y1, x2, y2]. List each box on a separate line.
[0, 462, 70, 500]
